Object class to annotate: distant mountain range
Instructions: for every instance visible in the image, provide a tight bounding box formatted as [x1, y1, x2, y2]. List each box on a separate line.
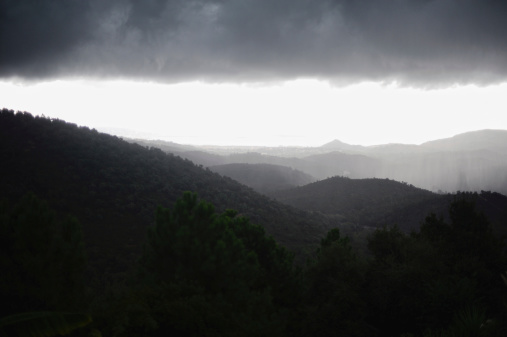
[321, 129, 507, 154]
[130, 129, 507, 234]
[138, 129, 507, 195]
[419, 129, 507, 153]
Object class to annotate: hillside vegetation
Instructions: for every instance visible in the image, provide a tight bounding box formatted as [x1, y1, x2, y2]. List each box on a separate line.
[0, 109, 329, 274]
[2, 183, 507, 336]
[270, 176, 437, 228]
[270, 176, 507, 234]
[2, 109, 507, 336]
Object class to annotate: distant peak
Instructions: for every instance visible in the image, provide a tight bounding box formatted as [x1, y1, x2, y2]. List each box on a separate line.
[320, 139, 349, 148]
[320, 139, 367, 152]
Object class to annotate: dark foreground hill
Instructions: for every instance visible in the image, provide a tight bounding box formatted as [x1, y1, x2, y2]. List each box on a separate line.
[0, 109, 330, 274]
[270, 176, 507, 234]
[371, 190, 507, 235]
[270, 177, 438, 229]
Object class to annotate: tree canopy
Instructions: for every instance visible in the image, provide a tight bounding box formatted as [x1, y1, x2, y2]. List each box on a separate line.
[0, 193, 86, 317]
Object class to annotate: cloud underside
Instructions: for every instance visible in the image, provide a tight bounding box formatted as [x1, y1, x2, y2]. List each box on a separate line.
[1, 0, 507, 86]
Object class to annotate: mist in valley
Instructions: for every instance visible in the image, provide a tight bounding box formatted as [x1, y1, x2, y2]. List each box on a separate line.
[139, 129, 507, 196]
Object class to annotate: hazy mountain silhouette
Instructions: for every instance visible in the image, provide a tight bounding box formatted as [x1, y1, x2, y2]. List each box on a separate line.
[176, 150, 227, 167]
[376, 149, 507, 193]
[210, 163, 316, 194]
[420, 129, 507, 153]
[175, 150, 382, 181]
[301, 151, 381, 178]
[320, 139, 368, 153]
[144, 130, 507, 195]
[127, 138, 198, 153]
[371, 130, 507, 194]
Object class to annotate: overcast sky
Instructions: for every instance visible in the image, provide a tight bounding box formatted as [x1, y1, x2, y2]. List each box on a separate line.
[2, 0, 507, 146]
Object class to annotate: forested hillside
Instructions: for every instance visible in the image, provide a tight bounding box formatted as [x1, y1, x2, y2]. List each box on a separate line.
[0, 109, 329, 274]
[270, 176, 438, 230]
[2, 183, 507, 336]
[3, 109, 507, 336]
[271, 176, 507, 234]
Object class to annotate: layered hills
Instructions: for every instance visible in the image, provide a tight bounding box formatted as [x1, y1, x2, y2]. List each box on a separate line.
[146, 129, 507, 195]
[0, 109, 329, 273]
[210, 163, 315, 194]
[270, 176, 507, 234]
[132, 132, 507, 235]
[3, 109, 507, 337]
[269, 177, 437, 230]
[3, 108, 507, 276]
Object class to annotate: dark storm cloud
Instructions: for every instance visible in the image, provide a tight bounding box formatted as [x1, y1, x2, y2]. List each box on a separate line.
[1, 0, 507, 86]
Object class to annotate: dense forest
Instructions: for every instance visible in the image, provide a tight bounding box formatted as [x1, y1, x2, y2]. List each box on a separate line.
[2, 109, 507, 336]
[0, 109, 331, 271]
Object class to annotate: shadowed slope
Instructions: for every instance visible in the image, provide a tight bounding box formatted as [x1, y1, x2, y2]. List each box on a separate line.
[0, 109, 329, 273]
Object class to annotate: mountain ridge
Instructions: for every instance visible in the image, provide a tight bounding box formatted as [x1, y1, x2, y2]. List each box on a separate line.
[0, 109, 330, 272]
[210, 163, 316, 194]
[321, 129, 507, 151]
[158, 129, 507, 194]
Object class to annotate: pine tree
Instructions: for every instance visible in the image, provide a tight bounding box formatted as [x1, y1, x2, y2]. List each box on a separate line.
[0, 193, 86, 317]
[133, 192, 295, 336]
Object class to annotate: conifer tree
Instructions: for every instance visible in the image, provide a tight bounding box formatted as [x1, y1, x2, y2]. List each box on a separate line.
[0, 193, 86, 317]
[134, 192, 295, 336]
